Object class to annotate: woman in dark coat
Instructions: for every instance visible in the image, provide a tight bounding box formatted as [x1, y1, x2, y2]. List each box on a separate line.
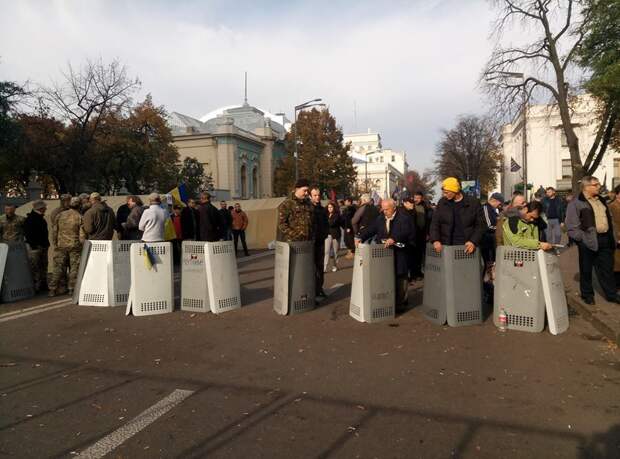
[324, 202, 343, 272]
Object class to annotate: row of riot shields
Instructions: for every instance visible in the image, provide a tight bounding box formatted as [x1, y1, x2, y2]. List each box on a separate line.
[419, 243, 569, 334]
[70, 240, 241, 317]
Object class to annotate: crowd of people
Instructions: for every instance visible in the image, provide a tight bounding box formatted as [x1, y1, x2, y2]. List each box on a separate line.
[0, 191, 250, 297]
[2, 174, 620, 310]
[276, 175, 620, 309]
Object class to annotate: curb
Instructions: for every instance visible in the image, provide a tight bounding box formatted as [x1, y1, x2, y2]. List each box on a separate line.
[565, 291, 620, 345]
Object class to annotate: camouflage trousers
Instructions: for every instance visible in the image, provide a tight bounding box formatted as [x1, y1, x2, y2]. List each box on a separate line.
[27, 247, 48, 292]
[50, 247, 81, 293]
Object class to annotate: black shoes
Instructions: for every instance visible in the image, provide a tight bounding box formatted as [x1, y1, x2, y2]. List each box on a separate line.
[606, 295, 620, 304]
[581, 296, 595, 305]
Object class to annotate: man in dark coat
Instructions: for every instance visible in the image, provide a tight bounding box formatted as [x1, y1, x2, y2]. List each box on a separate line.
[342, 197, 357, 259]
[197, 192, 222, 242]
[358, 198, 415, 311]
[115, 197, 131, 240]
[24, 200, 50, 292]
[219, 200, 233, 241]
[82, 193, 116, 240]
[181, 198, 200, 240]
[429, 177, 486, 254]
[311, 187, 329, 298]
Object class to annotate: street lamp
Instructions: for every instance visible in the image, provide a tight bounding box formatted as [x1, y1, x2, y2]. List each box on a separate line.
[497, 71, 527, 199]
[293, 98, 323, 182]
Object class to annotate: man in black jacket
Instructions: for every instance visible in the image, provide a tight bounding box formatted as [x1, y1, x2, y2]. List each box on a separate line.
[342, 197, 357, 259]
[180, 198, 200, 240]
[430, 177, 487, 255]
[219, 200, 233, 241]
[198, 192, 223, 242]
[358, 199, 415, 311]
[24, 200, 50, 292]
[311, 187, 329, 298]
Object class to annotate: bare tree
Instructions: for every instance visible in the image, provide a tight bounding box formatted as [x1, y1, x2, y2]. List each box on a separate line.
[40, 58, 140, 192]
[435, 115, 501, 193]
[482, 0, 617, 192]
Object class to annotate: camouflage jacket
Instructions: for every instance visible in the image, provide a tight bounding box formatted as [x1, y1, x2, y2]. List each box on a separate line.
[54, 209, 84, 249]
[277, 193, 314, 242]
[0, 214, 26, 243]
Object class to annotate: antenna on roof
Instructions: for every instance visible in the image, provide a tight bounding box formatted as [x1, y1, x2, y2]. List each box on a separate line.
[243, 71, 248, 106]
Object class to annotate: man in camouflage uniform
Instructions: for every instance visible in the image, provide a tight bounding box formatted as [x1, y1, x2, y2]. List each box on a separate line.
[277, 178, 314, 242]
[0, 204, 26, 242]
[49, 194, 72, 225]
[50, 197, 84, 296]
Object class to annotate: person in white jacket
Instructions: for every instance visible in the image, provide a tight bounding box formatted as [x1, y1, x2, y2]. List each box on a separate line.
[138, 193, 168, 242]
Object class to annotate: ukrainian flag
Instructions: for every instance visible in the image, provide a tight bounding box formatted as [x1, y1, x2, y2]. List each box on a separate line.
[143, 243, 156, 271]
[169, 183, 188, 207]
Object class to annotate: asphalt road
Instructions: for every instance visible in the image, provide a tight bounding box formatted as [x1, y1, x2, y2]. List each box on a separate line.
[0, 252, 618, 458]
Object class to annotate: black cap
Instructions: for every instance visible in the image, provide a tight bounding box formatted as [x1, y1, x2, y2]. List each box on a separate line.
[295, 178, 310, 188]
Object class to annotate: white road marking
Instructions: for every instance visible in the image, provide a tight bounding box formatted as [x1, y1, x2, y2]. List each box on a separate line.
[0, 300, 72, 323]
[0, 297, 70, 318]
[76, 389, 194, 459]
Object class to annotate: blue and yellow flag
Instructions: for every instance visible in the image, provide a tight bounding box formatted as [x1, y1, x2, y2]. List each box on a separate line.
[143, 244, 156, 271]
[169, 183, 189, 207]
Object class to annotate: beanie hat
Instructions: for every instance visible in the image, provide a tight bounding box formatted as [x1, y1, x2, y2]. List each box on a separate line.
[442, 177, 461, 193]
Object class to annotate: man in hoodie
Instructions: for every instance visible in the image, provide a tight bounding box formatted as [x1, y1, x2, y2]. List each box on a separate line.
[82, 193, 116, 240]
[24, 200, 50, 292]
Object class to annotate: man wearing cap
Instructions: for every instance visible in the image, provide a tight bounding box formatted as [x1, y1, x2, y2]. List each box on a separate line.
[139, 193, 168, 242]
[50, 197, 83, 296]
[24, 200, 50, 292]
[430, 177, 486, 255]
[50, 194, 72, 225]
[197, 192, 223, 242]
[277, 179, 313, 242]
[0, 204, 26, 243]
[82, 192, 116, 240]
[481, 192, 503, 303]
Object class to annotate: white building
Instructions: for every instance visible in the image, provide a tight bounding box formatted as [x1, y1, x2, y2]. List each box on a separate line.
[496, 94, 620, 197]
[344, 130, 408, 197]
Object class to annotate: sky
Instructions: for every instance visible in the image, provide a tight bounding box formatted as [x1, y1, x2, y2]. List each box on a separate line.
[0, 0, 500, 172]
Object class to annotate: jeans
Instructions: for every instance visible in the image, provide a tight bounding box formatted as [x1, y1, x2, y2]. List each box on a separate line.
[577, 232, 616, 300]
[546, 218, 562, 245]
[232, 229, 249, 256]
[324, 235, 340, 270]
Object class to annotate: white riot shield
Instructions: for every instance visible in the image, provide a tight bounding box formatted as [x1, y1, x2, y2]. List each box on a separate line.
[493, 247, 545, 332]
[78, 241, 135, 307]
[72, 241, 92, 304]
[180, 241, 210, 313]
[446, 246, 483, 327]
[128, 242, 173, 316]
[0, 242, 35, 303]
[273, 242, 290, 315]
[349, 243, 395, 323]
[421, 244, 447, 325]
[206, 241, 241, 314]
[0, 243, 8, 296]
[273, 241, 315, 315]
[538, 250, 569, 335]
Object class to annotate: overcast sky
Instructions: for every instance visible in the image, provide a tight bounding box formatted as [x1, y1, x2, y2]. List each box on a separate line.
[0, 0, 500, 171]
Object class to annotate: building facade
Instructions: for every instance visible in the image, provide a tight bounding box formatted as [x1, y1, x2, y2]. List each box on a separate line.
[169, 103, 288, 199]
[344, 130, 408, 198]
[496, 94, 620, 197]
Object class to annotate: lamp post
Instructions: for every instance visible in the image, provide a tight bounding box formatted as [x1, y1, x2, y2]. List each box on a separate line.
[498, 71, 527, 199]
[293, 98, 322, 182]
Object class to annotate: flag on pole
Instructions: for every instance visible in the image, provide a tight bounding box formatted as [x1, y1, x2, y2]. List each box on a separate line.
[510, 157, 521, 172]
[169, 183, 188, 207]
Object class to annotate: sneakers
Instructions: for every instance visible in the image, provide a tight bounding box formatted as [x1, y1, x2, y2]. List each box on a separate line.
[48, 290, 56, 297]
[331, 266, 338, 272]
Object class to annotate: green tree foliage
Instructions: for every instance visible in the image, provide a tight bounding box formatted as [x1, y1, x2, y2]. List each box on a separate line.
[274, 108, 356, 197]
[178, 156, 214, 198]
[435, 115, 501, 193]
[0, 80, 27, 193]
[578, 0, 620, 151]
